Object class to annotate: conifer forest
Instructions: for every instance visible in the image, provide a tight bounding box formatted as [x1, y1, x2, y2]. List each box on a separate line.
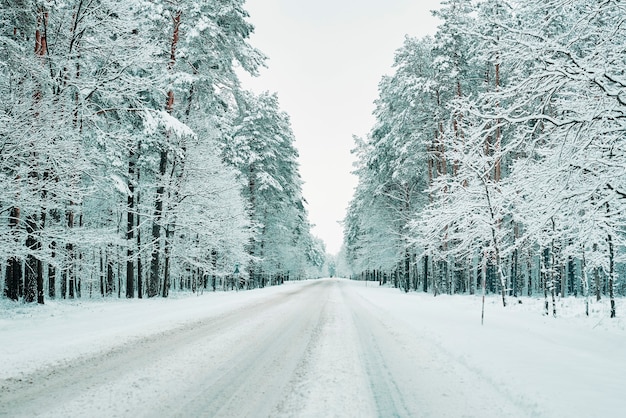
[2, 1, 625, 320]
[341, 0, 626, 318]
[2, 1, 625, 416]
[1, 0, 325, 303]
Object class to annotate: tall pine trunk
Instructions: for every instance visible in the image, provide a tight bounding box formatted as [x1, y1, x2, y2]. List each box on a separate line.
[65, 210, 76, 299]
[162, 225, 174, 297]
[581, 249, 590, 317]
[542, 247, 550, 316]
[24, 214, 42, 303]
[136, 161, 143, 299]
[247, 164, 257, 287]
[148, 10, 181, 297]
[607, 233, 616, 318]
[24, 6, 50, 304]
[5, 206, 21, 301]
[162, 83, 194, 297]
[48, 239, 56, 298]
[126, 149, 135, 298]
[422, 255, 429, 293]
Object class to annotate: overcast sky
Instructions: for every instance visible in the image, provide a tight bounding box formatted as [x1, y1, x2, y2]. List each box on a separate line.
[239, 0, 442, 255]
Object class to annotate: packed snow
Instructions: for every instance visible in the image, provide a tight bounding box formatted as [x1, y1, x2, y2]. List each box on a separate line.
[1, 279, 624, 417]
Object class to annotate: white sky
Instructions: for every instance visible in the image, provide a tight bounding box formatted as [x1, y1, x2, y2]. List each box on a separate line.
[239, 0, 442, 255]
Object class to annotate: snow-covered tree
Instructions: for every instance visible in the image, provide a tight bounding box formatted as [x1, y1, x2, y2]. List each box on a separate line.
[342, 0, 625, 318]
[1, 0, 317, 304]
[223, 91, 321, 286]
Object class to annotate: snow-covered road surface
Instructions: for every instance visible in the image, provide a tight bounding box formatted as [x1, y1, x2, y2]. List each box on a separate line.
[1, 279, 624, 417]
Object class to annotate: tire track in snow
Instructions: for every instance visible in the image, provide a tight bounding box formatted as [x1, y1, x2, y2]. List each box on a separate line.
[272, 279, 376, 417]
[343, 284, 412, 417]
[173, 280, 330, 418]
[0, 280, 328, 418]
[346, 283, 540, 418]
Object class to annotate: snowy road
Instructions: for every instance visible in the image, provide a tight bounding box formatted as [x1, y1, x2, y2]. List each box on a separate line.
[1, 279, 623, 417]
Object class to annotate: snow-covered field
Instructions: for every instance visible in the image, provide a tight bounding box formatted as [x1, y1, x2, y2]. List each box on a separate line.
[1, 279, 624, 417]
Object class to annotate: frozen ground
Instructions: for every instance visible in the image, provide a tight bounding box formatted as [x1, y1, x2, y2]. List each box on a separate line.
[1, 279, 624, 417]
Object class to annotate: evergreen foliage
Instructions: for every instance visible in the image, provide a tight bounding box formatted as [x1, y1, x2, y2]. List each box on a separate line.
[341, 0, 625, 316]
[1, 0, 322, 303]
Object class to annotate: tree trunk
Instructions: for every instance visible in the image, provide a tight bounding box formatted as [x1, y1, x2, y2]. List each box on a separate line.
[106, 248, 114, 296]
[148, 150, 166, 298]
[22, 6, 49, 304]
[162, 226, 174, 298]
[581, 250, 590, 317]
[99, 248, 104, 297]
[136, 161, 143, 299]
[512, 223, 519, 298]
[66, 209, 75, 299]
[594, 267, 601, 302]
[5, 206, 21, 301]
[511, 249, 518, 298]
[481, 251, 487, 325]
[403, 249, 410, 293]
[567, 253, 576, 296]
[48, 241, 56, 298]
[126, 151, 135, 298]
[25, 213, 44, 304]
[527, 249, 533, 297]
[542, 247, 549, 316]
[422, 255, 429, 293]
[148, 10, 182, 298]
[547, 232, 557, 318]
[550, 240, 557, 318]
[483, 182, 506, 307]
[247, 164, 257, 287]
[607, 234, 616, 318]
[493, 61, 502, 182]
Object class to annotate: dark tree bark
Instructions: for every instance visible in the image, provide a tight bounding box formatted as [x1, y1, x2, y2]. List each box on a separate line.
[567, 252, 576, 296]
[148, 10, 182, 298]
[66, 210, 75, 299]
[581, 251, 590, 317]
[136, 160, 143, 299]
[5, 206, 21, 301]
[423, 255, 429, 293]
[403, 249, 410, 293]
[607, 234, 616, 318]
[542, 247, 550, 316]
[148, 149, 166, 298]
[23, 6, 49, 304]
[126, 151, 135, 298]
[162, 225, 174, 298]
[106, 249, 114, 296]
[48, 239, 57, 298]
[99, 249, 104, 297]
[527, 250, 533, 297]
[24, 215, 39, 303]
[247, 164, 257, 287]
[594, 266, 601, 302]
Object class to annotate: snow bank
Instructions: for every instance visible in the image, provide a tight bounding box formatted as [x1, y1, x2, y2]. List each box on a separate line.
[351, 283, 626, 418]
[0, 283, 305, 380]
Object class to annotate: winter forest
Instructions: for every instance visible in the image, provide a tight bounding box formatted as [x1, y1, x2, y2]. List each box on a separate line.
[2, 0, 626, 321]
[340, 0, 626, 318]
[2, 1, 625, 415]
[1, 0, 326, 304]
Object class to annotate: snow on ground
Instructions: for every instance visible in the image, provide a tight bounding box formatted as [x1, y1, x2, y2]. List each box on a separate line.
[0, 284, 303, 380]
[349, 283, 626, 417]
[1, 279, 624, 417]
